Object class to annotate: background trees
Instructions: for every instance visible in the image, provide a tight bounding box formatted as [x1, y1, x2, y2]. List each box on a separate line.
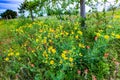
[0, 9, 17, 19]
[18, 0, 42, 21]
[17, 0, 119, 27]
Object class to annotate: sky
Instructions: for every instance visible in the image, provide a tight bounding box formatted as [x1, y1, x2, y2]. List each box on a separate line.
[0, 0, 24, 14]
[0, 0, 120, 15]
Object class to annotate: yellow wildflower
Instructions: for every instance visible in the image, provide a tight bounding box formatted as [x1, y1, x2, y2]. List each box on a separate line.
[104, 35, 109, 40]
[50, 28, 54, 33]
[32, 50, 35, 53]
[60, 32, 64, 35]
[71, 31, 74, 34]
[69, 57, 73, 62]
[8, 52, 14, 56]
[96, 33, 101, 37]
[28, 24, 32, 28]
[49, 39, 52, 43]
[115, 34, 120, 39]
[43, 39, 47, 44]
[65, 32, 69, 36]
[36, 38, 39, 42]
[39, 30, 43, 33]
[51, 48, 56, 54]
[15, 52, 20, 56]
[43, 37, 47, 43]
[98, 30, 103, 33]
[8, 54, 11, 56]
[48, 46, 53, 52]
[64, 57, 68, 60]
[115, 15, 120, 18]
[77, 31, 83, 35]
[59, 25, 63, 29]
[79, 43, 85, 48]
[55, 35, 58, 38]
[61, 53, 66, 58]
[63, 50, 68, 54]
[75, 35, 79, 39]
[43, 51, 48, 58]
[61, 53, 68, 60]
[50, 60, 54, 65]
[5, 57, 9, 61]
[74, 27, 77, 30]
[111, 32, 115, 36]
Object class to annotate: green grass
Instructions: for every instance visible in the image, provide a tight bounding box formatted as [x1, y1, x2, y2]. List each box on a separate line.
[0, 9, 120, 80]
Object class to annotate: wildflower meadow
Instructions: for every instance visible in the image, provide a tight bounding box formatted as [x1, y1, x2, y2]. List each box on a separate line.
[0, 9, 120, 80]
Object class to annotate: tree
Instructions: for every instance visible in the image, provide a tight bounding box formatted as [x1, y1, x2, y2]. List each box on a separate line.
[0, 9, 17, 19]
[80, 0, 86, 28]
[18, 2, 26, 17]
[48, 0, 86, 27]
[18, 0, 48, 21]
[18, 0, 40, 21]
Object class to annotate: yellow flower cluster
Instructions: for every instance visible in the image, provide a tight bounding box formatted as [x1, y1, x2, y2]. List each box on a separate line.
[8, 52, 14, 56]
[79, 43, 85, 48]
[42, 51, 48, 58]
[95, 30, 120, 41]
[61, 50, 74, 63]
[115, 34, 120, 39]
[36, 38, 39, 43]
[96, 33, 101, 37]
[50, 60, 54, 65]
[69, 57, 73, 62]
[114, 15, 120, 18]
[4, 48, 20, 61]
[61, 50, 68, 60]
[4, 57, 9, 61]
[42, 37, 47, 44]
[61, 53, 68, 60]
[75, 35, 79, 39]
[48, 46, 56, 54]
[11, 20, 120, 69]
[104, 35, 109, 40]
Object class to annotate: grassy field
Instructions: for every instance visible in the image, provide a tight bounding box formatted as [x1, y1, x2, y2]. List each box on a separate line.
[0, 10, 120, 80]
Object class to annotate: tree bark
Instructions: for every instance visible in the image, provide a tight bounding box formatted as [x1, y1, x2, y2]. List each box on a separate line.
[30, 10, 34, 21]
[80, 0, 86, 28]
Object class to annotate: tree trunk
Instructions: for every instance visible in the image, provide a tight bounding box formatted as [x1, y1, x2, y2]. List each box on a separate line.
[80, 0, 86, 28]
[30, 10, 34, 21]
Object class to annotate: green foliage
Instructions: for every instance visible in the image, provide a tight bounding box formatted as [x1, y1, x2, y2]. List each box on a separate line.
[1, 1, 120, 79]
[1, 10, 120, 79]
[18, 0, 45, 21]
[0, 9, 17, 19]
